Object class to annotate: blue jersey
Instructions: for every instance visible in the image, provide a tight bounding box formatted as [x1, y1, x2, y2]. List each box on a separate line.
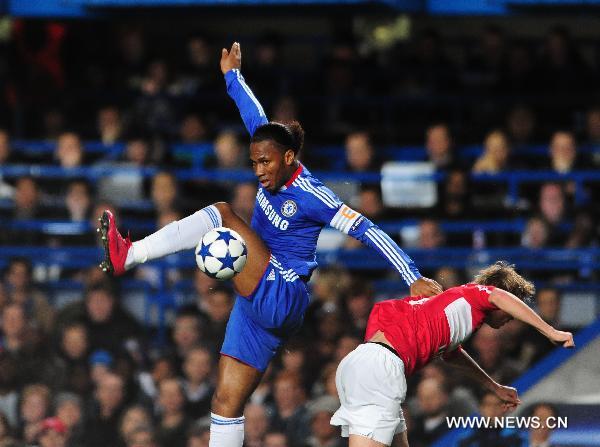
[225, 69, 422, 285]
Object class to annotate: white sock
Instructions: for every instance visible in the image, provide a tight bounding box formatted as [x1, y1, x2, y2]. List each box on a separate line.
[125, 205, 222, 269]
[209, 413, 245, 447]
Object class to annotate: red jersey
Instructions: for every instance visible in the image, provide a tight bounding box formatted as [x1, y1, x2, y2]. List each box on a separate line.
[365, 284, 498, 376]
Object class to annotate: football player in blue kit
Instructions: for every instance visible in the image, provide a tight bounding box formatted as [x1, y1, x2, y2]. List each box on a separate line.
[98, 42, 442, 447]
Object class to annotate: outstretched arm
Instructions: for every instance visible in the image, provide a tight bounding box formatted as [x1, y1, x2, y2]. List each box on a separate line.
[489, 288, 575, 348]
[220, 42, 268, 136]
[444, 348, 521, 412]
[330, 204, 442, 296]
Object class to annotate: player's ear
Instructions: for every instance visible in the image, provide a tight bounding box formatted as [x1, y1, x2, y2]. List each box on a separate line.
[284, 149, 295, 165]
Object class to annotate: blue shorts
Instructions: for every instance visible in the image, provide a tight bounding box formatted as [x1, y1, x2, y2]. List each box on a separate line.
[221, 255, 310, 371]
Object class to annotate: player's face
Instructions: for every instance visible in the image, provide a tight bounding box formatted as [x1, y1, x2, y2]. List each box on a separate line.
[250, 141, 295, 193]
[485, 309, 513, 328]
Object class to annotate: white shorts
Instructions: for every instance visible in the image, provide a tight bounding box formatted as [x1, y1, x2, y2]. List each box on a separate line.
[330, 343, 407, 446]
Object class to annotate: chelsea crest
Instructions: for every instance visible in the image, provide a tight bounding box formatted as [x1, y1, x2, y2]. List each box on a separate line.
[281, 200, 297, 217]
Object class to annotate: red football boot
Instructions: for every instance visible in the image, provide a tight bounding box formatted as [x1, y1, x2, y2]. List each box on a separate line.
[98, 210, 131, 276]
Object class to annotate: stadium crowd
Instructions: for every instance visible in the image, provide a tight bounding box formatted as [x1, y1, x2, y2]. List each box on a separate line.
[0, 17, 598, 447]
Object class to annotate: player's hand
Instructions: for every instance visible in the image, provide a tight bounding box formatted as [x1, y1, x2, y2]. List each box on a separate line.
[220, 41, 242, 75]
[493, 384, 521, 412]
[548, 328, 575, 348]
[410, 277, 443, 297]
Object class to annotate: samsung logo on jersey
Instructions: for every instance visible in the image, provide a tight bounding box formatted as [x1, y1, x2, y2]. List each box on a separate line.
[257, 189, 289, 230]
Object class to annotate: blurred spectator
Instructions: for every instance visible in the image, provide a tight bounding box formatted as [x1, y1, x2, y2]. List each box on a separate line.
[0, 412, 18, 446]
[411, 377, 450, 445]
[43, 109, 66, 141]
[280, 339, 308, 377]
[18, 383, 52, 444]
[97, 137, 150, 204]
[457, 392, 523, 447]
[425, 123, 455, 170]
[505, 105, 537, 148]
[548, 131, 579, 173]
[199, 286, 234, 348]
[584, 106, 600, 147]
[56, 281, 141, 355]
[54, 392, 85, 446]
[565, 211, 596, 249]
[344, 131, 376, 172]
[0, 354, 20, 428]
[64, 180, 92, 222]
[119, 405, 153, 446]
[303, 396, 343, 447]
[55, 322, 92, 395]
[132, 59, 176, 136]
[171, 311, 203, 368]
[312, 311, 344, 365]
[249, 365, 274, 406]
[244, 403, 270, 447]
[270, 371, 310, 446]
[356, 186, 386, 220]
[124, 138, 150, 167]
[471, 325, 520, 384]
[96, 106, 123, 146]
[176, 34, 218, 96]
[342, 280, 373, 335]
[433, 266, 463, 290]
[182, 346, 214, 419]
[193, 269, 217, 297]
[0, 129, 15, 199]
[466, 25, 507, 91]
[13, 177, 43, 219]
[231, 182, 256, 224]
[89, 350, 114, 386]
[536, 288, 562, 327]
[84, 372, 126, 447]
[473, 130, 510, 173]
[333, 334, 360, 364]
[125, 425, 157, 447]
[0, 303, 46, 387]
[156, 378, 190, 446]
[420, 362, 477, 418]
[4, 257, 54, 333]
[264, 431, 290, 447]
[150, 171, 179, 216]
[521, 217, 550, 249]
[536, 26, 590, 94]
[417, 219, 445, 249]
[207, 130, 244, 170]
[404, 29, 457, 94]
[311, 363, 338, 401]
[537, 183, 568, 244]
[179, 114, 208, 144]
[438, 169, 471, 219]
[38, 417, 69, 447]
[528, 402, 559, 447]
[186, 420, 210, 447]
[502, 44, 536, 96]
[272, 97, 298, 123]
[55, 132, 84, 169]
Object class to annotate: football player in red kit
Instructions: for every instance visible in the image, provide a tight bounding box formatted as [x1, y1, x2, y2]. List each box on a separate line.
[331, 261, 575, 447]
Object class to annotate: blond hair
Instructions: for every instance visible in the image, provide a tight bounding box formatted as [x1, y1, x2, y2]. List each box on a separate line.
[473, 261, 535, 302]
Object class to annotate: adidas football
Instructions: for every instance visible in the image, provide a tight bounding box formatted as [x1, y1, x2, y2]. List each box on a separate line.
[195, 227, 248, 280]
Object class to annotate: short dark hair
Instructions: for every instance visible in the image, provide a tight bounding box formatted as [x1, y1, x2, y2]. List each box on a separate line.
[251, 121, 304, 155]
[473, 261, 535, 303]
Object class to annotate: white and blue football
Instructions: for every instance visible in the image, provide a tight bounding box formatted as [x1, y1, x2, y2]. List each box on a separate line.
[195, 227, 247, 280]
